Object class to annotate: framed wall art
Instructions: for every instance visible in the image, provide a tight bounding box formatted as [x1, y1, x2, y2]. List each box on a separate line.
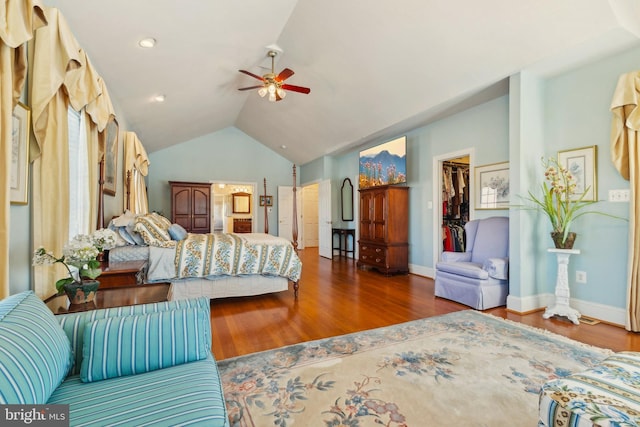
[11, 102, 30, 204]
[475, 161, 510, 210]
[103, 120, 119, 196]
[259, 195, 273, 206]
[557, 145, 597, 201]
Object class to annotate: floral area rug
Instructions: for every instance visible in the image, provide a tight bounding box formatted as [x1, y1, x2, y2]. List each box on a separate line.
[217, 310, 612, 426]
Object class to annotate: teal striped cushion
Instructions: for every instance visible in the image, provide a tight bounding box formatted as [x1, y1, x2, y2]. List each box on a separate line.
[80, 307, 209, 382]
[57, 297, 211, 376]
[49, 356, 229, 426]
[0, 291, 72, 404]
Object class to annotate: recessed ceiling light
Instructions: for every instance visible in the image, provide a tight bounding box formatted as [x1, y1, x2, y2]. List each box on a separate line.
[139, 38, 156, 48]
[153, 94, 166, 102]
[281, 145, 287, 149]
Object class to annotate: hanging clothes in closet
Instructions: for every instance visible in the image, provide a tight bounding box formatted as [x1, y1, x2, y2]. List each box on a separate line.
[442, 161, 470, 252]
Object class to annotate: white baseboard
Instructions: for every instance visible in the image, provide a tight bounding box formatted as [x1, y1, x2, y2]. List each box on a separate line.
[507, 293, 626, 327]
[410, 264, 434, 278]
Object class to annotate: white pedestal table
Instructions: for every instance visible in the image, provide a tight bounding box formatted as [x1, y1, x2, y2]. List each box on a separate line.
[542, 248, 581, 325]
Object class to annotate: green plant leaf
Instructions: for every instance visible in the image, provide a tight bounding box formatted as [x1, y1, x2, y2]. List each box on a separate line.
[55, 277, 75, 293]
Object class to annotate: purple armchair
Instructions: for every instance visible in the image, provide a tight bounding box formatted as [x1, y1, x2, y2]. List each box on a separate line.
[435, 216, 509, 309]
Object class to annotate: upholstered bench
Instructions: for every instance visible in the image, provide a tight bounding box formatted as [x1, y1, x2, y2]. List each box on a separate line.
[538, 351, 640, 426]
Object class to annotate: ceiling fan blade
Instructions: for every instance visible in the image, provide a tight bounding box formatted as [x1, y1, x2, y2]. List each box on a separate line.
[276, 68, 295, 82]
[282, 84, 311, 94]
[238, 69, 265, 81]
[238, 85, 264, 91]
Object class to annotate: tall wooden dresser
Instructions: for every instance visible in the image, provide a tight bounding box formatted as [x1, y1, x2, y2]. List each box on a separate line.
[357, 185, 409, 274]
[169, 181, 211, 233]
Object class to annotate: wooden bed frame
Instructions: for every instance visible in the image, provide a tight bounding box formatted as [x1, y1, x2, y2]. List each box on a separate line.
[98, 158, 300, 297]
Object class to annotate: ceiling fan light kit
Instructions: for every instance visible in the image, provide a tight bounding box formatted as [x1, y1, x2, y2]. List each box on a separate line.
[238, 50, 310, 102]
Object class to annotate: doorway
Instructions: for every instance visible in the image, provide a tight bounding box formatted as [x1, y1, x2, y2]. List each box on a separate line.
[432, 149, 474, 268]
[302, 184, 319, 247]
[210, 182, 256, 233]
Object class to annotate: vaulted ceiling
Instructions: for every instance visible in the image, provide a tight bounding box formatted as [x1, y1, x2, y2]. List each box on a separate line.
[46, 0, 640, 165]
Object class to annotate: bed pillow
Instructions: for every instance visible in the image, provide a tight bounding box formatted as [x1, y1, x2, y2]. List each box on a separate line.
[134, 213, 174, 248]
[150, 212, 172, 230]
[168, 223, 188, 241]
[0, 291, 72, 404]
[80, 307, 209, 383]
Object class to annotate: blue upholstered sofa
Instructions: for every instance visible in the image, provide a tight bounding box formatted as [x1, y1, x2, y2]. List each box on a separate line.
[0, 291, 229, 426]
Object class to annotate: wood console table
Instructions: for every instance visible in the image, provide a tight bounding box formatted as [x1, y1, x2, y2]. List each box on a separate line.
[332, 228, 355, 258]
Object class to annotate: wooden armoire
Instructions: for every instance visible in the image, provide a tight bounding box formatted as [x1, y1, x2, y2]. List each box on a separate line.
[169, 181, 211, 233]
[357, 185, 409, 274]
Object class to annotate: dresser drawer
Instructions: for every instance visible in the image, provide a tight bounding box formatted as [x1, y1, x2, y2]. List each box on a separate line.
[359, 243, 387, 267]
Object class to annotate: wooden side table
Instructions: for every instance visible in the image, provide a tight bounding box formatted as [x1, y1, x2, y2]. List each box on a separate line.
[45, 283, 169, 314]
[98, 260, 148, 289]
[543, 248, 581, 324]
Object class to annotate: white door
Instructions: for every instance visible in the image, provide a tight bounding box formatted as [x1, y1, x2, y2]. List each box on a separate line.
[278, 186, 303, 249]
[318, 179, 332, 258]
[303, 184, 319, 247]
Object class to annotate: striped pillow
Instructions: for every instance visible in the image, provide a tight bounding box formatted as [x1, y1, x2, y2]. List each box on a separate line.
[133, 214, 175, 248]
[80, 307, 209, 383]
[150, 212, 172, 229]
[0, 291, 72, 404]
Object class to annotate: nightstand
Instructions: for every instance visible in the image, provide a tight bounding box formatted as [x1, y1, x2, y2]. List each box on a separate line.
[98, 260, 148, 289]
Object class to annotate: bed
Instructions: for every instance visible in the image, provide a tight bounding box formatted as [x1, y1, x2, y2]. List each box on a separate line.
[101, 167, 302, 301]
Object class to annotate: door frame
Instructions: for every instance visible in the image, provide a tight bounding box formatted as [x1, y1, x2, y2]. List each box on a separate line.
[432, 148, 474, 269]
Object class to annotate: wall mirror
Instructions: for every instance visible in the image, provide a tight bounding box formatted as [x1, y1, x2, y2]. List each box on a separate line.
[232, 192, 251, 214]
[341, 178, 354, 221]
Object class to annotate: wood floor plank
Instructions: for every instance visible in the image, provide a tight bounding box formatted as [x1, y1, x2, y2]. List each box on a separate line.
[209, 248, 640, 360]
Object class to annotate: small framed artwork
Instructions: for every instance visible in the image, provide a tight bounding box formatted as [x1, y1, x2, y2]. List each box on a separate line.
[475, 161, 510, 210]
[103, 120, 119, 196]
[557, 145, 597, 201]
[11, 102, 30, 204]
[259, 195, 273, 207]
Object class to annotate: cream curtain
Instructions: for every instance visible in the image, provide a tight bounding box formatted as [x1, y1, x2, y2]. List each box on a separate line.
[30, 7, 109, 298]
[123, 131, 149, 214]
[610, 71, 640, 331]
[0, 0, 47, 299]
[86, 78, 117, 227]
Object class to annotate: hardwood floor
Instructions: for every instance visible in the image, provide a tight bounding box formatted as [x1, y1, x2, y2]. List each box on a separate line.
[209, 248, 640, 360]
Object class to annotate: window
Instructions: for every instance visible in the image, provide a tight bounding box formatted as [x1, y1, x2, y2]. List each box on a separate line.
[67, 107, 90, 239]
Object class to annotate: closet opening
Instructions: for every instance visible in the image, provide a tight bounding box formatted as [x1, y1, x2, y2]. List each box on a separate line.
[432, 149, 474, 269]
[442, 158, 470, 252]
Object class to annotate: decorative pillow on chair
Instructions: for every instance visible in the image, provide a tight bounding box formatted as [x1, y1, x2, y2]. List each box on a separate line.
[80, 307, 209, 383]
[0, 291, 72, 404]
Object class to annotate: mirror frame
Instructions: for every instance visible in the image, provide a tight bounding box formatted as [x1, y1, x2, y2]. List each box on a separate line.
[232, 192, 251, 214]
[341, 178, 354, 221]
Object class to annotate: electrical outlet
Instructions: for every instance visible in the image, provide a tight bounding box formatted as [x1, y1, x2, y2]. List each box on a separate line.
[609, 189, 630, 202]
[576, 271, 587, 284]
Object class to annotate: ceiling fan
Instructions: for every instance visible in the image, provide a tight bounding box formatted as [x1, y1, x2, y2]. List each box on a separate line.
[238, 50, 311, 102]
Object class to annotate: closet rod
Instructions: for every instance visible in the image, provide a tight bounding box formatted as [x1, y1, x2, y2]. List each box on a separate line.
[443, 161, 470, 167]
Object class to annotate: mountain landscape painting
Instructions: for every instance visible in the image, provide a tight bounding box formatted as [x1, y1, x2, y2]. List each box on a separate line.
[359, 136, 407, 188]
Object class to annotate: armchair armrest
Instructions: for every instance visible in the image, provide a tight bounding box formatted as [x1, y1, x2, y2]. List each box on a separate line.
[483, 257, 509, 280]
[441, 251, 472, 262]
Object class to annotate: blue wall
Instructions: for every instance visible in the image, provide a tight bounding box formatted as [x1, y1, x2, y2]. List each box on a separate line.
[301, 96, 510, 272]
[147, 127, 297, 235]
[299, 45, 640, 324]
